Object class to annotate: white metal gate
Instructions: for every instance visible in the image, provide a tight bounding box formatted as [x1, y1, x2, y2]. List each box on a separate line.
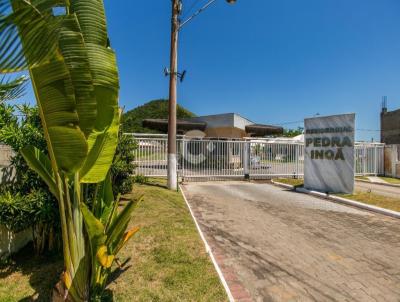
[355, 143, 385, 176]
[129, 134, 384, 180]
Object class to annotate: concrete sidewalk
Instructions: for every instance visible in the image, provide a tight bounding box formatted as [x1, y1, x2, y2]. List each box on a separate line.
[182, 181, 400, 302]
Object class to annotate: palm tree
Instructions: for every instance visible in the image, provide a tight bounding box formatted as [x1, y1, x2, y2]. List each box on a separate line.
[0, 75, 27, 102]
[0, 1, 139, 301]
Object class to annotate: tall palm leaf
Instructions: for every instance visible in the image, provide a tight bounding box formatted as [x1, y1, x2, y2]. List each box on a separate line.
[0, 75, 27, 102]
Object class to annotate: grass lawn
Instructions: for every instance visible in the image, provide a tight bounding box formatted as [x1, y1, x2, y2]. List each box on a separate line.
[378, 177, 400, 185]
[274, 178, 400, 212]
[0, 249, 62, 302]
[337, 191, 400, 212]
[0, 179, 227, 302]
[275, 178, 304, 187]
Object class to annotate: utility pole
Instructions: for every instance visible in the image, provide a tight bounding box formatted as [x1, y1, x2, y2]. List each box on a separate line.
[166, 0, 236, 190]
[167, 0, 181, 190]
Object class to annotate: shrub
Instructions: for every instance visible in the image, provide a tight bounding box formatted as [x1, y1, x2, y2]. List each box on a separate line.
[0, 104, 139, 258]
[0, 103, 59, 254]
[111, 131, 137, 196]
[0, 192, 31, 232]
[133, 174, 149, 184]
[0, 103, 48, 194]
[0, 190, 60, 254]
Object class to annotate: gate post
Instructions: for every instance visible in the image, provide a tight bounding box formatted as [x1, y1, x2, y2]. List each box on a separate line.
[244, 142, 250, 180]
[374, 145, 378, 176]
[181, 139, 185, 181]
[392, 145, 398, 177]
[295, 144, 299, 178]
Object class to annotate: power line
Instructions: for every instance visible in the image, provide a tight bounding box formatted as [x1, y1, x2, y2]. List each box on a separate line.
[356, 129, 380, 132]
[182, 0, 203, 19]
[275, 120, 304, 126]
[271, 120, 381, 132]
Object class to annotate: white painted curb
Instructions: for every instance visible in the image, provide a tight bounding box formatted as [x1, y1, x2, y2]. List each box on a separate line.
[270, 179, 296, 190]
[179, 185, 235, 302]
[271, 180, 400, 220]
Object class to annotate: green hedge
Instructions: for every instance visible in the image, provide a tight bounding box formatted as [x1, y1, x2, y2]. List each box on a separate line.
[0, 190, 58, 233]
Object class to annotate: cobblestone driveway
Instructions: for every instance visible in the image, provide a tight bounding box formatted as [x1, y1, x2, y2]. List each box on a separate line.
[181, 181, 400, 302]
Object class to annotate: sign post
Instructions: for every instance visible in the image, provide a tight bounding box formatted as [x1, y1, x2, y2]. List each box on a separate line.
[304, 113, 355, 194]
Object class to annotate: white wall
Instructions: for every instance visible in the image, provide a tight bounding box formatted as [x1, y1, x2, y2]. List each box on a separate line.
[0, 144, 15, 184]
[0, 225, 32, 257]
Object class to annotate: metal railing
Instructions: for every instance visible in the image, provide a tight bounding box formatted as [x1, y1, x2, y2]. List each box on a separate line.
[248, 140, 304, 179]
[355, 143, 385, 176]
[129, 134, 384, 180]
[182, 139, 247, 179]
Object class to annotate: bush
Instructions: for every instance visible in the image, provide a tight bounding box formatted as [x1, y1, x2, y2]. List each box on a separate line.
[0, 104, 138, 255]
[0, 190, 60, 254]
[0, 192, 31, 232]
[0, 103, 59, 254]
[282, 127, 304, 138]
[111, 131, 137, 196]
[133, 174, 149, 184]
[0, 103, 48, 195]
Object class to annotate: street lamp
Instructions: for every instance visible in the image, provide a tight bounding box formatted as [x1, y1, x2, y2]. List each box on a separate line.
[167, 0, 236, 190]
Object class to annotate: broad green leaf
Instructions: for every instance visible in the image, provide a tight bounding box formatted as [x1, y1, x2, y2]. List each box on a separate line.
[87, 45, 119, 131]
[70, 0, 108, 46]
[100, 205, 113, 228]
[106, 197, 141, 254]
[98, 175, 114, 208]
[58, 15, 97, 137]
[80, 202, 106, 253]
[105, 193, 120, 233]
[20, 145, 57, 197]
[93, 174, 114, 220]
[80, 109, 120, 183]
[69, 0, 119, 131]
[31, 60, 88, 173]
[47, 126, 87, 173]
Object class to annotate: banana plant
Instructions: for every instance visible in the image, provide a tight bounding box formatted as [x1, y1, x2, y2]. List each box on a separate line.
[81, 174, 141, 299]
[0, 0, 128, 300]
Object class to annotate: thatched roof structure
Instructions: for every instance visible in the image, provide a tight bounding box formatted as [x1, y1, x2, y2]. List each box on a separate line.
[142, 116, 283, 137]
[245, 124, 283, 136]
[142, 119, 206, 133]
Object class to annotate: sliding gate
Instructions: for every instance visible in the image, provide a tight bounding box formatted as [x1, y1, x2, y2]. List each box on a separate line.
[130, 134, 384, 180]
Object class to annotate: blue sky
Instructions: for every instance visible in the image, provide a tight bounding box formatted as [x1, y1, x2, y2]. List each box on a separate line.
[25, 0, 400, 141]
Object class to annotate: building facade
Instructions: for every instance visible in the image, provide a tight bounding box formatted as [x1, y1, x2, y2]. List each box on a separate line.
[381, 107, 400, 144]
[142, 113, 283, 138]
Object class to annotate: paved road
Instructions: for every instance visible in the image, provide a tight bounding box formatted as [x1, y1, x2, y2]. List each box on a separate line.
[182, 182, 400, 302]
[355, 181, 400, 199]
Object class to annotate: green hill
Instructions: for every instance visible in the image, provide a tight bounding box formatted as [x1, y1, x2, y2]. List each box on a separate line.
[122, 99, 196, 133]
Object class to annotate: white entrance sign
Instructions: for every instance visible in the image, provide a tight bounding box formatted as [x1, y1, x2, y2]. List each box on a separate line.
[304, 113, 355, 194]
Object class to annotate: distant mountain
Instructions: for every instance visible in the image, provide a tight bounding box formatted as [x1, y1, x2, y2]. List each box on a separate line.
[122, 99, 196, 133]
